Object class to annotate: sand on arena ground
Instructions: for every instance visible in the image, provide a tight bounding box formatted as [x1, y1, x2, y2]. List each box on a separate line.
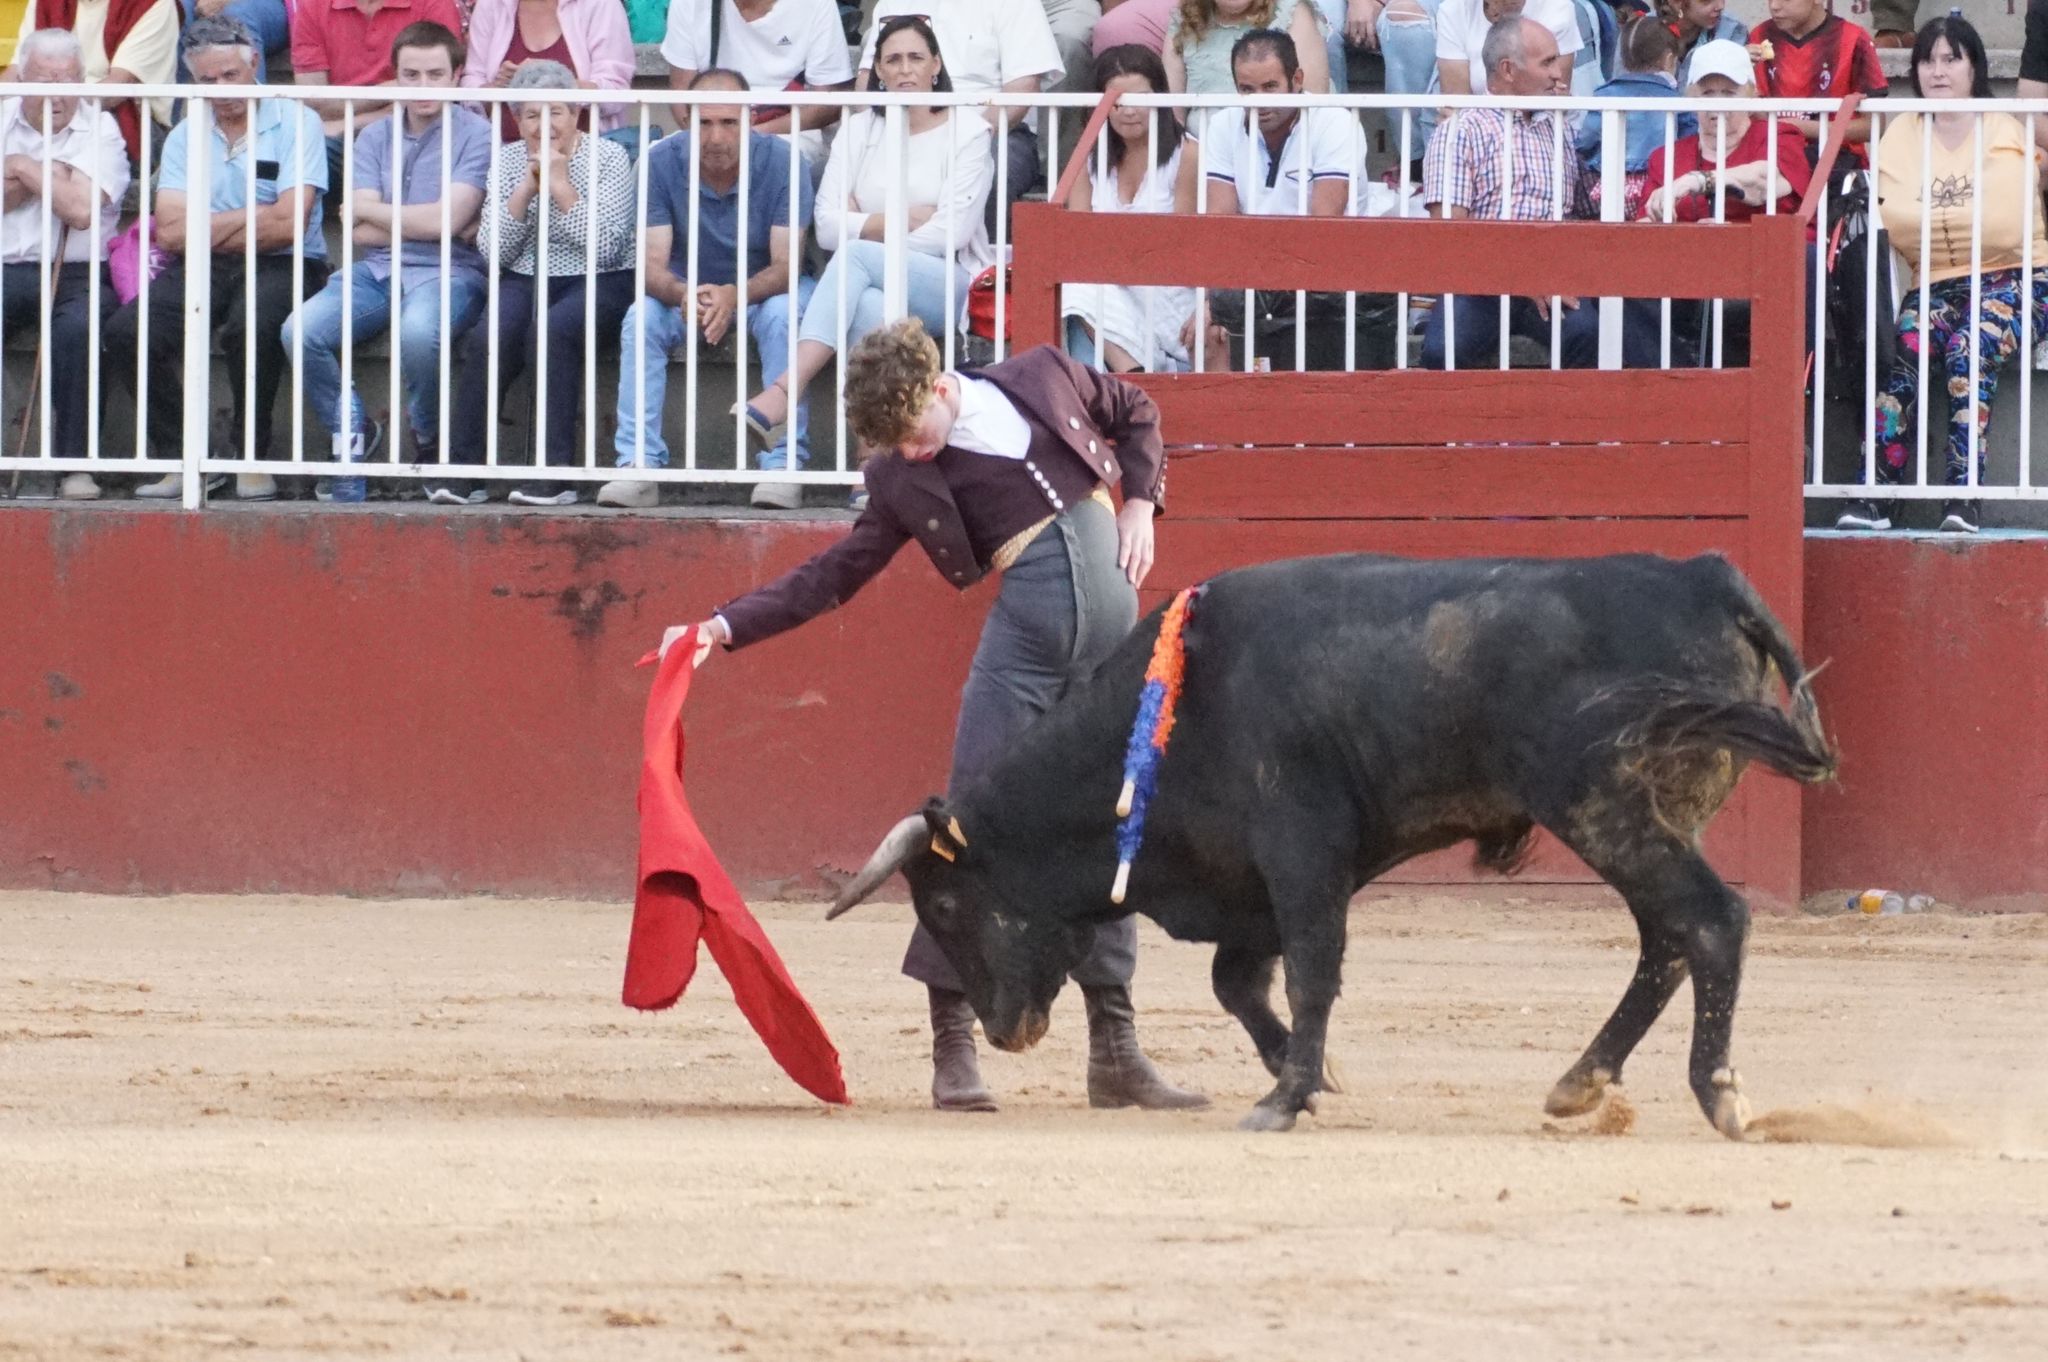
[5, 889, 2048, 1361]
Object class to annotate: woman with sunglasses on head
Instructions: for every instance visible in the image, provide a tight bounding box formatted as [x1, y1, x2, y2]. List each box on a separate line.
[734, 14, 995, 492]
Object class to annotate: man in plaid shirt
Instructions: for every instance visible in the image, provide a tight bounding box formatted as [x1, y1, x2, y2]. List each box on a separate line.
[1419, 15, 1600, 369]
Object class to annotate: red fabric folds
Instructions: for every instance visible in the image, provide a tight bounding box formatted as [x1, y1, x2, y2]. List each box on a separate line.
[623, 632, 849, 1106]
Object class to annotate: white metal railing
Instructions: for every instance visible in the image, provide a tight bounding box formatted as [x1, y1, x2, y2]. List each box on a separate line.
[0, 83, 2041, 516]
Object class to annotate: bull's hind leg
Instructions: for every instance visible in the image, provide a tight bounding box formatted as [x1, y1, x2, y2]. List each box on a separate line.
[1557, 829, 1754, 1141]
[1545, 916, 1688, 1119]
[1211, 942, 1288, 1077]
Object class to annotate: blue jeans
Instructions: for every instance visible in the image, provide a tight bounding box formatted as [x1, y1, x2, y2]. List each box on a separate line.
[281, 262, 487, 448]
[613, 276, 815, 471]
[1310, 0, 1348, 94]
[1421, 294, 1602, 370]
[180, 0, 289, 80]
[800, 240, 970, 361]
[1378, 0, 1442, 155]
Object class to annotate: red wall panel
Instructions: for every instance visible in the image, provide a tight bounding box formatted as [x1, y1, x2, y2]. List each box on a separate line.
[4, 508, 2040, 903]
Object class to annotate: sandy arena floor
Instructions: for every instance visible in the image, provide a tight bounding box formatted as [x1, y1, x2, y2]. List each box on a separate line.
[4, 889, 2047, 1361]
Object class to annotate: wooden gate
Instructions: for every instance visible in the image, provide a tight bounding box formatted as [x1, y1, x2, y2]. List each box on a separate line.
[1009, 150, 1811, 908]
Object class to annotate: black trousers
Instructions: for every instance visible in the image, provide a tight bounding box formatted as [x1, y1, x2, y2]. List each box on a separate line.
[448, 269, 635, 470]
[1, 261, 114, 458]
[986, 123, 1042, 241]
[103, 253, 329, 459]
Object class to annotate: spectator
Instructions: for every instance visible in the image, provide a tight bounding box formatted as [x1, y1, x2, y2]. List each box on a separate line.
[104, 16, 329, 502]
[463, 0, 637, 150]
[1636, 38, 1811, 368]
[1668, 0, 1746, 88]
[1061, 44, 1203, 374]
[292, 0, 467, 207]
[1838, 15, 2046, 536]
[859, 0, 1061, 231]
[1577, 12, 1694, 219]
[1166, 0, 1332, 119]
[1434, 0, 1581, 97]
[13, 0, 179, 163]
[1352, 0, 1444, 162]
[1747, 0, 1886, 160]
[600, 70, 816, 512]
[445, 61, 636, 507]
[281, 21, 492, 503]
[660, 0, 855, 171]
[1199, 29, 1383, 370]
[1, 29, 128, 502]
[1869, 0, 1922, 49]
[739, 14, 995, 461]
[1420, 16, 1607, 370]
[1044, 0, 1107, 93]
[2020, 0, 2048, 153]
[1093, 0, 1174, 57]
[178, 0, 289, 84]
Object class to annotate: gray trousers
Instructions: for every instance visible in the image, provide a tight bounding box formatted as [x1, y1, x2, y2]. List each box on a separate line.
[902, 496, 1141, 990]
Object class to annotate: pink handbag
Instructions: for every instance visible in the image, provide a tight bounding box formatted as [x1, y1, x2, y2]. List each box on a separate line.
[108, 218, 169, 306]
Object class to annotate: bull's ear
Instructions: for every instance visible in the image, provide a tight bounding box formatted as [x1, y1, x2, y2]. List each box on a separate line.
[921, 797, 969, 861]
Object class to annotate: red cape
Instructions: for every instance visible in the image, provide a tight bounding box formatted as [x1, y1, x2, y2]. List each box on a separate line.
[623, 634, 849, 1106]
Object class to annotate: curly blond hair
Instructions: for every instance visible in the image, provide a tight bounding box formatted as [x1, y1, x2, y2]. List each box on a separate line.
[845, 318, 942, 450]
[1173, 0, 1279, 55]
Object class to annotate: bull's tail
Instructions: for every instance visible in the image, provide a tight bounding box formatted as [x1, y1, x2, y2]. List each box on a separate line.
[1606, 573, 1838, 785]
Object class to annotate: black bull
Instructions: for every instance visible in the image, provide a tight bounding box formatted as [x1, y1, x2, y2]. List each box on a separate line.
[829, 553, 1836, 1136]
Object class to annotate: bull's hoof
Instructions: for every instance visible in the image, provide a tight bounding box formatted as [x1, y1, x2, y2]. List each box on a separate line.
[1544, 1065, 1614, 1119]
[1237, 1104, 1298, 1133]
[1707, 1068, 1752, 1141]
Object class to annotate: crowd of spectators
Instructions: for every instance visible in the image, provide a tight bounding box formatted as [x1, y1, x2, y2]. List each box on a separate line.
[0, 0, 2036, 531]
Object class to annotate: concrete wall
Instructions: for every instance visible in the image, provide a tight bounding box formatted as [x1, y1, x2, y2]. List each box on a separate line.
[3, 504, 2041, 905]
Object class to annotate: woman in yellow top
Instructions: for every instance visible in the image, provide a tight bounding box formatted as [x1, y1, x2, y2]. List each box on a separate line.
[1842, 15, 2048, 535]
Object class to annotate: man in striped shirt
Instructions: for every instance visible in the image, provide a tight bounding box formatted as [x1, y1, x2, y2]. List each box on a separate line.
[1419, 15, 1600, 369]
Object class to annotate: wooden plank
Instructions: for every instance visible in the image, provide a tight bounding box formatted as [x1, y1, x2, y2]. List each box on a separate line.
[1135, 368, 1752, 447]
[1164, 444, 1752, 521]
[1020, 207, 1762, 299]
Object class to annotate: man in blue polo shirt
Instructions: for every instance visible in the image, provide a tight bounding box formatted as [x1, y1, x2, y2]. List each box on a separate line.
[600, 68, 815, 511]
[104, 15, 328, 502]
[281, 20, 492, 504]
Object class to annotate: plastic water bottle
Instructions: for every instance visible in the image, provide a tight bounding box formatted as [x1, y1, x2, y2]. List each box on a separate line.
[1850, 889, 1906, 916]
[331, 429, 366, 504]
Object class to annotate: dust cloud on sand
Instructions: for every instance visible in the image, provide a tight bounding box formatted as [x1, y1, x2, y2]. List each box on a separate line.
[5, 890, 2048, 1360]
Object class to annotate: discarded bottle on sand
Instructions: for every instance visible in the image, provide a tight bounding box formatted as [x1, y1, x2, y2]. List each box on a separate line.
[1851, 889, 1906, 916]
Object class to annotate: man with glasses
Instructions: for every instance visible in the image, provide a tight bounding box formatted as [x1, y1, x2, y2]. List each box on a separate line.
[103, 15, 329, 501]
[282, 21, 492, 503]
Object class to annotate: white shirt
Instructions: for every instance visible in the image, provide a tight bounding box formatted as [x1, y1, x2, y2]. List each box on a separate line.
[947, 374, 1031, 459]
[1197, 107, 1365, 217]
[815, 110, 996, 271]
[661, 0, 854, 90]
[1434, 0, 1583, 94]
[0, 97, 130, 264]
[859, 0, 1063, 95]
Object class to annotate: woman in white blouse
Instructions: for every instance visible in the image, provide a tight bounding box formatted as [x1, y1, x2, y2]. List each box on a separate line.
[1062, 44, 1203, 372]
[446, 62, 637, 507]
[739, 14, 993, 444]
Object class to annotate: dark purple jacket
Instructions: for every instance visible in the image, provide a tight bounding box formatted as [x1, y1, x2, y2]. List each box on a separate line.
[717, 346, 1166, 650]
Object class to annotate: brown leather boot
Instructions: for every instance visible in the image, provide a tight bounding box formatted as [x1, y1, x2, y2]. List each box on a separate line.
[1083, 984, 1210, 1110]
[928, 987, 998, 1112]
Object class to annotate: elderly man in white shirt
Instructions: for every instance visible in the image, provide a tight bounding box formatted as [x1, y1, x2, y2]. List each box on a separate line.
[2, 28, 128, 502]
[1434, 0, 1581, 96]
[859, 0, 1064, 233]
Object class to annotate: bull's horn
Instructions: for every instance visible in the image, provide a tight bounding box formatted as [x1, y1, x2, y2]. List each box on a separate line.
[826, 815, 927, 920]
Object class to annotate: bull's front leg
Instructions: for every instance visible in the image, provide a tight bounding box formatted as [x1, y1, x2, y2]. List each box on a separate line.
[1240, 895, 1348, 1133]
[1211, 943, 1289, 1077]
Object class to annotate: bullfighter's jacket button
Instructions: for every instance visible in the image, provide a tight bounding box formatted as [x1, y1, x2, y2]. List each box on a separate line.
[927, 518, 940, 531]
[1067, 416, 1081, 429]
[1087, 439, 1098, 453]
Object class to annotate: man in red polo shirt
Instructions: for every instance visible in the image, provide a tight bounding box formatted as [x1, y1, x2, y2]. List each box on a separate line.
[292, 0, 465, 192]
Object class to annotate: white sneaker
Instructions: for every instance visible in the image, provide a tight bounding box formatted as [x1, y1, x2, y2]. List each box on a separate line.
[236, 472, 278, 501]
[597, 478, 659, 509]
[750, 480, 802, 510]
[59, 473, 101, 500]
[134, 472, 184, 499]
